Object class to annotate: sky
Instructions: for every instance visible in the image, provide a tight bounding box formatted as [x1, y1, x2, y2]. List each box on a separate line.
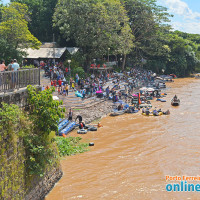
[2, 0, 200, 34]
[157, 0, 200, 34]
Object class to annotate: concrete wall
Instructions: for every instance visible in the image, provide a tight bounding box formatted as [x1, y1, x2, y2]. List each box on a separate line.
[0, 86, 41, 108]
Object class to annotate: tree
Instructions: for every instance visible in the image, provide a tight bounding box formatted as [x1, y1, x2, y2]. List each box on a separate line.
[11, 0, 58, 42]
[165, 34, 198, 77]
[27, 85, 65, 135]
[0, 2, 41, 49]
[0, 2, 41, 63]
[121, 0, 172, 66]
[53, 0, 133, 70]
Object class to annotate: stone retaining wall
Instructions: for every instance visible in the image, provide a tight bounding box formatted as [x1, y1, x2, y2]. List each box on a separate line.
[0, 86, 41, 108]
[25, 167, 63, 200]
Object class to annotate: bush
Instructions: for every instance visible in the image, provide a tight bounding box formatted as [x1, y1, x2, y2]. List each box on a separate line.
[56, 137, 89, 157]
[21, 65, 36, 69]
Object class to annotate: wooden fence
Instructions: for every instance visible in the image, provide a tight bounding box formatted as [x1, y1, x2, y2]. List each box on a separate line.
[0, 68, 40, 93]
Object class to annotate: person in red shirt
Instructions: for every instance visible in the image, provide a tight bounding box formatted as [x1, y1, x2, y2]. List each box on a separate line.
[51, 80, 54, 87]
[58, 78, 62, 88]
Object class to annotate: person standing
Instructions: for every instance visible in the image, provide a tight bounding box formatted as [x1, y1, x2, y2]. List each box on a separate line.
[0, 60, 7, 72]
[12, 59, 20, 71]
[68, 108, 73, 121]
[12, 59, 20, 88]
[7, 60, 14, 71]
[65, 84, 69, 96]
[0, 60, 7, 87]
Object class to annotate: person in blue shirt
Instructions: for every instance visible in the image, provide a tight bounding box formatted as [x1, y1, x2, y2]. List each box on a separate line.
[12, 59, 20, 88]
[153, 108, 159, 116]
[12, 59, 20, 71]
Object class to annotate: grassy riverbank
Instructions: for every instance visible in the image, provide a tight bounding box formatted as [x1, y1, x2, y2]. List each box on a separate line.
[55, 137, 89, 157]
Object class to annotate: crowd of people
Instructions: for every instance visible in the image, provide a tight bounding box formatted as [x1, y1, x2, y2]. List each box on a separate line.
[41, 60, 156, 103]
[0, 59, 20, 89]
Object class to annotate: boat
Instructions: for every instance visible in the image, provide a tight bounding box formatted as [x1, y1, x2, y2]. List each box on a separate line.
[58, 119, 69, 132]
[171, 96, 180, 106]
[59, 121, 76, 136]
[156, 99, 166, 102]
[142, 112, 163, 116]
[110, 109, 126, 116]
[139, 104, 152, 108]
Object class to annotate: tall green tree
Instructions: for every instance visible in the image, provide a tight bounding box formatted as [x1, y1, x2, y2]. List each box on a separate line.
[53, 0, 133, 70]
[121, 0, 172, 66]
[11, 0, 58, 42]
[0, 2, 41, 63]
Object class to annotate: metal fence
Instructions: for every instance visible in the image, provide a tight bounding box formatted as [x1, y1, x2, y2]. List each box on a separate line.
[0, 68, 40, 93]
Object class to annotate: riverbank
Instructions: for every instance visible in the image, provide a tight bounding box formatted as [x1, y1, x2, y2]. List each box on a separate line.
[70, 100, 113, 124]
[46, 78, 200, 200]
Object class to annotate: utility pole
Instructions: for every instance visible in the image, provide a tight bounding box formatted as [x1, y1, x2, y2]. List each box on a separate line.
[53, 33, 55, 64]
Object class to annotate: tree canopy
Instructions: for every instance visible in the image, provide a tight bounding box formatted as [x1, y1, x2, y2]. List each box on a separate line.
[0, 2, 41, 63]
[53, 0, 134, 70]
[1, 0, 200, 76]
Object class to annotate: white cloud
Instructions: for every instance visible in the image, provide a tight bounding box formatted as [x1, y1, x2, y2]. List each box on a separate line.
[160, 0, 200, 21]
[171, 21, 200, 34]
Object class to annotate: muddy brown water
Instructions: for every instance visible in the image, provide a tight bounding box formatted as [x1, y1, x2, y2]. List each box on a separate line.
[46, 78, 200, 200]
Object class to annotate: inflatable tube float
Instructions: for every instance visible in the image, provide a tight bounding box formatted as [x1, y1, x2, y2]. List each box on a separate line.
[59, 121, 76, 136]
[87, 126, 97, 131]
[77, 129, 87, 134]
[89, 142, 94, 146]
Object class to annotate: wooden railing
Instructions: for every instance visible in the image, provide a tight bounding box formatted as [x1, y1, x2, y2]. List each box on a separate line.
[0, 68, 40, 93]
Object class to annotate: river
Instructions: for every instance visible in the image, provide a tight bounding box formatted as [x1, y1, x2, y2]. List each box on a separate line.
[46, 78, 200, 200]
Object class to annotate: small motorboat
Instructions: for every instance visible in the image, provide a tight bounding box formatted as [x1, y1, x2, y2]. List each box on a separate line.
[171, 95, 180, 106]
[110, 110, 125, 116]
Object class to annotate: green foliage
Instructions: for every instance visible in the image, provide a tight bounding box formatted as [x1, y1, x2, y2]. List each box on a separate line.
[72, 67, 85, 79]
[56, 137, 89, 157]
[53, 0, 133, 69]
[0, 2, 41, 49]
[0, 2, 41, 64]
[0, 103, 26, 199]
[27, 85, 65, 135]
[0, 38, 25, 64]
[11, 0, 58, 42]
[23, 132, 58, 177]
[21, 64, 35, 69]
